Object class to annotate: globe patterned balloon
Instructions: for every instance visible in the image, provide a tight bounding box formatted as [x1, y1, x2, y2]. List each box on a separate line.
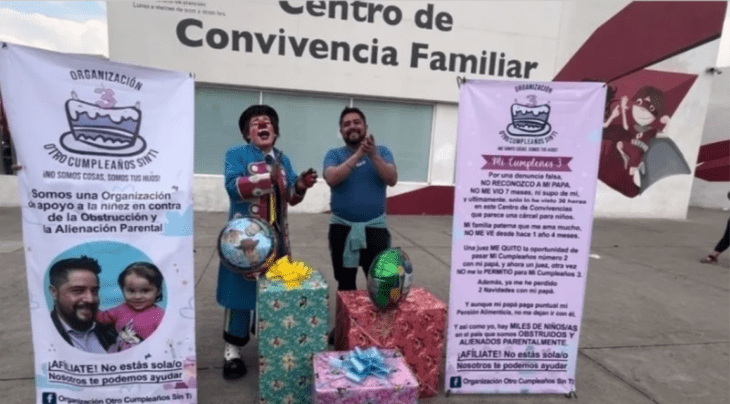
[367, 248, 414, 310]
[218, 216, 278, 274]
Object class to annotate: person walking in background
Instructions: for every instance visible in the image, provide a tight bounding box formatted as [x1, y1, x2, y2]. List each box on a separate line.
[700, 192, 730, 264]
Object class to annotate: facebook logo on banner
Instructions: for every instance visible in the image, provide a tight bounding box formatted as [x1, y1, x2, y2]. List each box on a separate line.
[449, 376, 462, 388]
[42, 392, 57, 404]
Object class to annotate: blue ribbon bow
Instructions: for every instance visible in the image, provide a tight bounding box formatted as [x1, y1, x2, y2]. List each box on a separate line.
[328, 347, 394, 384]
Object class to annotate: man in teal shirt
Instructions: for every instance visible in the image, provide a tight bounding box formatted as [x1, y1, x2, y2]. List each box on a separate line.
[323, 107, 398, 342]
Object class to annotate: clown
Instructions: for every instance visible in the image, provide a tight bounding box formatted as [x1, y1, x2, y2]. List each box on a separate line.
[217, 105, 317, 379]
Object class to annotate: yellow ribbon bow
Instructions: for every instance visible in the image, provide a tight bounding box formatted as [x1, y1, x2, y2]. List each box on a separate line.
[266, 256, 313, 289]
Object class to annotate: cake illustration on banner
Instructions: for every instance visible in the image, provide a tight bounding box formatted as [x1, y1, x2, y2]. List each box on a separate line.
[60, 89, 146, 157]
[506, 97, 552, 137]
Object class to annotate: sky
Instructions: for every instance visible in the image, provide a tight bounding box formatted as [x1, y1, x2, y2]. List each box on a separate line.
[0, 1, 728, 65]
[0, 1, 108, 56]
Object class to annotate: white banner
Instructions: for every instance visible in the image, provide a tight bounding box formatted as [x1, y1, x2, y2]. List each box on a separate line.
[0, 43, 197, 404]
[445, 79, 605, 395]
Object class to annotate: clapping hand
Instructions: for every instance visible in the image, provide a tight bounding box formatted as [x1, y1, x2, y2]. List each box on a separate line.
[361, 134, 376, 157]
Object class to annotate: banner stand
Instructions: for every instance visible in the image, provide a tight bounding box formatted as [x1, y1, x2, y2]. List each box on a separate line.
[0, 43, 197, 404]
[444, 79, 605, 397]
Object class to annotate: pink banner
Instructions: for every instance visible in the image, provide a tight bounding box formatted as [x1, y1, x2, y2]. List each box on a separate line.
[482, 155, 573, 172]
[445, 80, 605, 396]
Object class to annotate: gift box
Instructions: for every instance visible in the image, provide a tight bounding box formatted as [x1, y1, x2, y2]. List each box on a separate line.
[313, 349, 419, 404]
[335, 287, 446, 398]
[257, 269, 329, 404]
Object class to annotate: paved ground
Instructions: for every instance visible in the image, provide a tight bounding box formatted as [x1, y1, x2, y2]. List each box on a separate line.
[1, 206, 728, 404]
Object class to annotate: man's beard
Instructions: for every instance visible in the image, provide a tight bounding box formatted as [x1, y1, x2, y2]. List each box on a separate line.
[344, 130, 365, 147]
[63, 304, 96, 331]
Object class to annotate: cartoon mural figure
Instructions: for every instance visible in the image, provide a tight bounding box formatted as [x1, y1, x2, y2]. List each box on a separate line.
[614, 87, 669, 172]
[604, 86, 670, 180]
[599, 85, 690, 197]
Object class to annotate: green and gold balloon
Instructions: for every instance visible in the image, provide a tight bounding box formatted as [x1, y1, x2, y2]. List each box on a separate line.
[367, 248, 414, 310]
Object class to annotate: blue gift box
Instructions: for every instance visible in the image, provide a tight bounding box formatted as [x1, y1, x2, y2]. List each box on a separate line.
[257, 269, 329, 403]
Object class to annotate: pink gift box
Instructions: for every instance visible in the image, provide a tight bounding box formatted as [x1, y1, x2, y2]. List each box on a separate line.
[313, 349, 419, 404]
[336, 287, 446, 397]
